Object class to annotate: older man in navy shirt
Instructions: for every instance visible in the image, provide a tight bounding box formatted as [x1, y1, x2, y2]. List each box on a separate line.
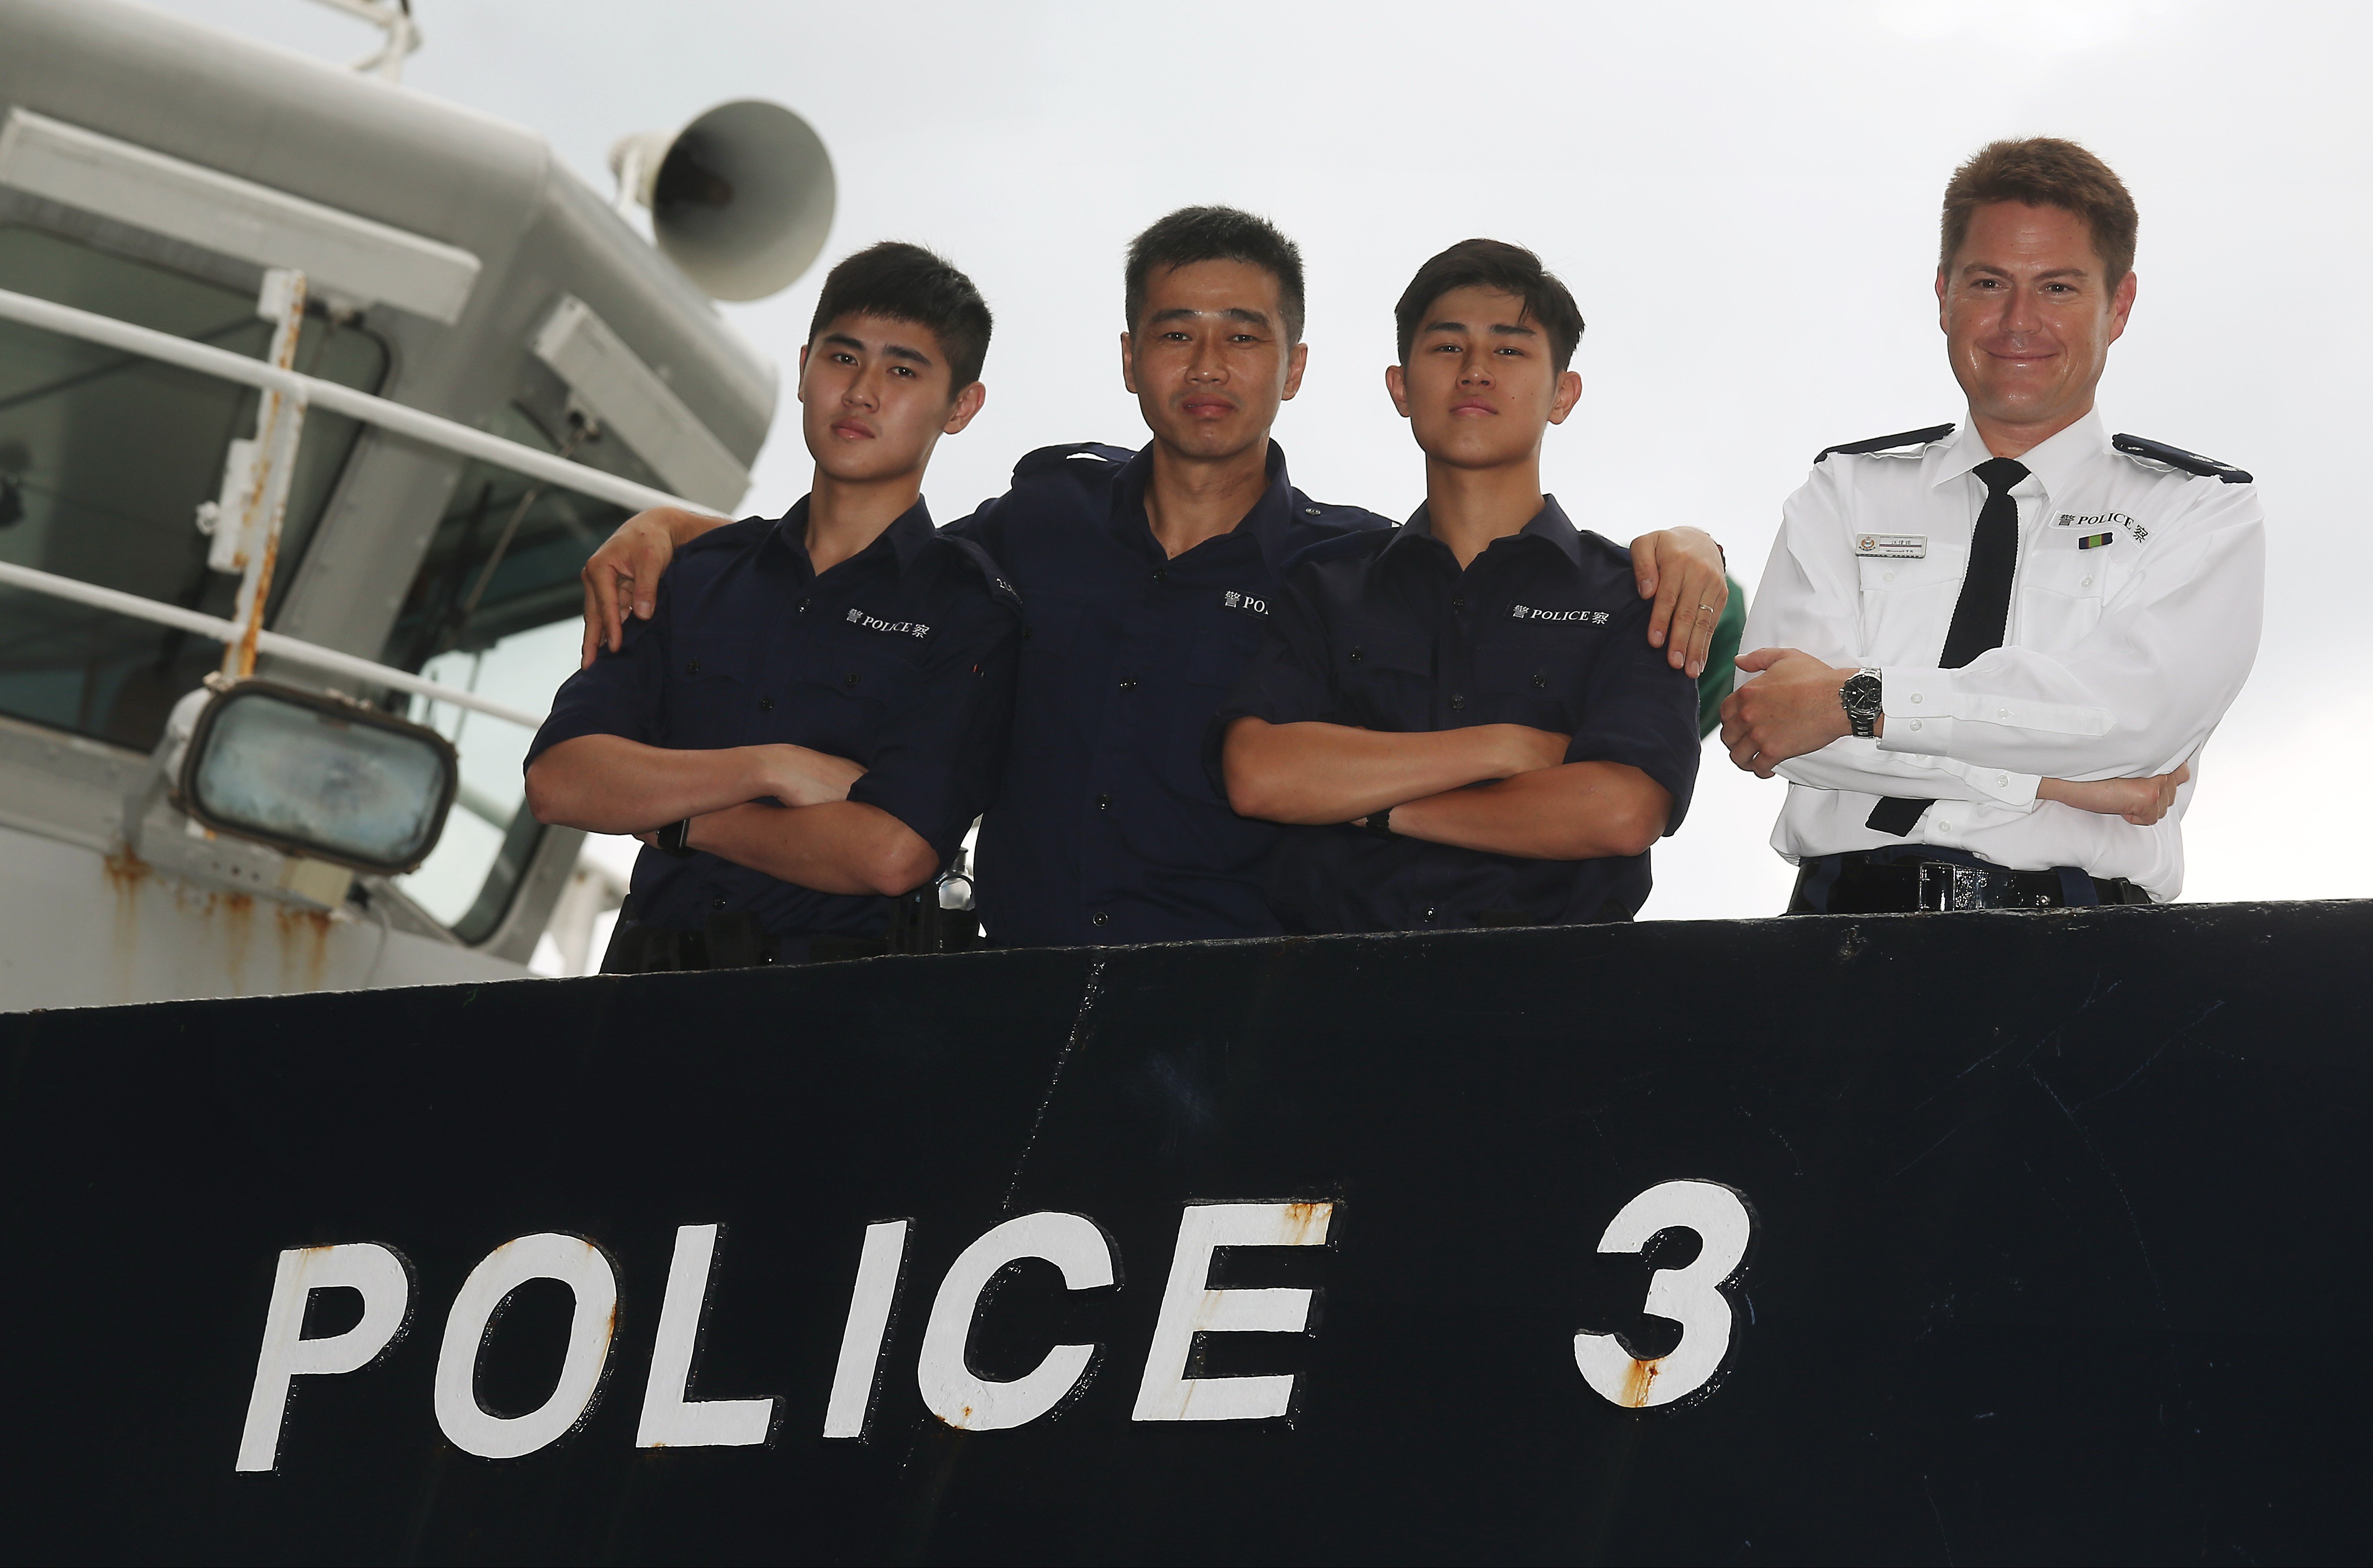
[578, 211, 1728, 948]
[525, 244, 1020, 969]
[1221, 240, 1700, 932]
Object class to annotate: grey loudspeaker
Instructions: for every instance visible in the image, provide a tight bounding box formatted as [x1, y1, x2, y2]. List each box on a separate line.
[609, 100, 836, 302]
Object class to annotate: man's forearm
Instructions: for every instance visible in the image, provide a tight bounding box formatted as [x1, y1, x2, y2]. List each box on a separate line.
[689, 801, 938, 897]
[525, 736, 766, 834]
[1223, 718, 1550, 825]
[1387, 763, 1671, 861]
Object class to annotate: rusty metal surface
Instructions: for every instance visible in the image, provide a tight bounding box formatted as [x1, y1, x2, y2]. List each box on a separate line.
[0, 904, 2368, 1564]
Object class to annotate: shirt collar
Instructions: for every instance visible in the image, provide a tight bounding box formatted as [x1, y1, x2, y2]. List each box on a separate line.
[1111, 439, 1297, 570]
[770, 494, 936, 574]
[1926, 409, 2110, 501]
[1387, 494, 1585, 568]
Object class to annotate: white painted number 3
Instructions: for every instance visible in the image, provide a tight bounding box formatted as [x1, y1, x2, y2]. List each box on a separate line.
[1573, 1179, 1752, 1410]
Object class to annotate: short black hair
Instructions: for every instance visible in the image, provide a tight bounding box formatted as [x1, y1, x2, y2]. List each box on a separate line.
[1124, 206, 1306, 344]
[807, 240, 992, 392]
[1394, 239, 1584, 372]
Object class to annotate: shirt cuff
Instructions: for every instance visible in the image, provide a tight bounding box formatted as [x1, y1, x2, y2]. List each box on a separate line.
[1876, 666, 1953, 758]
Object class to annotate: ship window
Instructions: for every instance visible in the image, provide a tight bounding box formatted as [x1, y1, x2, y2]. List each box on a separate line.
[0, 223, 388, 752]
[385, 405, 664, 942]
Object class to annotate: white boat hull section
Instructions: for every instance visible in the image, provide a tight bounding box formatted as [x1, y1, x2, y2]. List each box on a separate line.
[0, 824, 525, 1012]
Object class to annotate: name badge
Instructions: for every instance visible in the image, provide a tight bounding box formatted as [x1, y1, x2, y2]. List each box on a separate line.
[1854, 534, 1926, 559]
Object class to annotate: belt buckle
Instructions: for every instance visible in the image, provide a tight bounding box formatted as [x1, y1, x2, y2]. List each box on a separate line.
[1916, 862, 1986, 912]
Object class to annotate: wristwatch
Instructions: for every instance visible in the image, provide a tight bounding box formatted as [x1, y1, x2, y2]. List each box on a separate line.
[1841, 668, 1884, 740]
[1363, 805, 1394, 838]
[656, 818, 697, 858]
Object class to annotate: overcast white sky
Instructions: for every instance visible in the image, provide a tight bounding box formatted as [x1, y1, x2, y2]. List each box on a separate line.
[155, 0, 2373, 918]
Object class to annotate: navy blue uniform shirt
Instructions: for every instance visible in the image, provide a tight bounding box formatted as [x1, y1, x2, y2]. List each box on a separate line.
[526, 498, 1021, 939]
[1214, 496, 1700, 933]
[948, 442, 1391, 946]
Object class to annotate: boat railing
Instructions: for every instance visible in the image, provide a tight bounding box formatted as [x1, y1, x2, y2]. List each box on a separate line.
[0, 282, 724, 729]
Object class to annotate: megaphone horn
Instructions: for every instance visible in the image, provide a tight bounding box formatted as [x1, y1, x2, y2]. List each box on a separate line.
[607, 100, 836, 303]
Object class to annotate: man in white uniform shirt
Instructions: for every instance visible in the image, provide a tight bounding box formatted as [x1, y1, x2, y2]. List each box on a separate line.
[1719, 137, 2262, 913]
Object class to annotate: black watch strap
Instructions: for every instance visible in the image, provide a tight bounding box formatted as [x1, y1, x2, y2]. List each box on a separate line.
[657, 818, 696, 858]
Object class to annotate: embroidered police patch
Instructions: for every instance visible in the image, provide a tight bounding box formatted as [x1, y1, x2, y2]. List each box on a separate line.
[845, 608, 929, 638]
[1510, 604, 1609, 625]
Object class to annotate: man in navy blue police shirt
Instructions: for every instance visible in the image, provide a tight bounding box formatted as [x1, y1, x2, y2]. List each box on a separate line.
[578, 211, 1730, 947]
[524, 243, 1020, 970]
[1219, 240, 1700, 933]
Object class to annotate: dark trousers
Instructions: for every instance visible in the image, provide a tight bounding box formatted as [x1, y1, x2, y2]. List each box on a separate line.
[1788, 846, 2150, 915]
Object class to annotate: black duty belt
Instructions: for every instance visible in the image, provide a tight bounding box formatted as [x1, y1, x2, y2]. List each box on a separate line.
[1791, 852, 2149, 915]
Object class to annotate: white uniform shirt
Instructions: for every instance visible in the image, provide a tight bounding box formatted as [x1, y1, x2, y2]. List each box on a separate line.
[1739, 410, 2264, 900]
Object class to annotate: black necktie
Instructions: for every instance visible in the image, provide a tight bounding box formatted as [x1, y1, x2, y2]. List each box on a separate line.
[1867, 456, 2028, 837]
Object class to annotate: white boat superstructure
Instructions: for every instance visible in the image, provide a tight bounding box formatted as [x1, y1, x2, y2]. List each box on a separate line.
[0, 0, 832, 1009]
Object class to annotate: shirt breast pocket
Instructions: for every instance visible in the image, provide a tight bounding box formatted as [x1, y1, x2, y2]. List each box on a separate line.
[2018, 535, 2109, 647]
[1186, 620, 1264, 689]
[666, 633, 756, 745]
[1336, 623, 1431, 726]
[1857, 550, 1965, 661]
[1478, 624, 1582, 731]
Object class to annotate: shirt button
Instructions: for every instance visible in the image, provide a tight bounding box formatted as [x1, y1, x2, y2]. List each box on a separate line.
[1119, 678, 1139, 693]
[1349, 647, 1364, 663]
[1997, 773, 2010, 786]
[1305, 506, 1321, 517]
[1422, 907, 1438, 923]
[1909, 693, 1923, 703]
[1091, 911, 1110, 927]
[1153, 566, 1168, 583]
[1451, 595, 1467, 612]
[685, 659, 702, 676]
[2080, 576, 2093, 588]
[1908, 718, 1923, 731]
[1884, 570, 1897, 583]
[1532, 672, 1548, 689]
[1096, 793, 1111, 811]
[759, 696, 775, 712]
[1449, 695, 1466, 711]
[797, 600, 809, 613]
[1998, 708, 2010, 718]
[711, 898, 727, 912]
[844, 673, 860, 687]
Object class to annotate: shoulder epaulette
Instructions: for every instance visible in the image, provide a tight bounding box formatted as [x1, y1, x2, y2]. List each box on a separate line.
[677, 515, 766, 556]
[1814, 423, 1956, 465]
[2111, 434, 2252, 484]
[935, 534, 1026, 612]
[1282, 527, 1390, 574]
[1011, 441, 1137, 481]
[1286, 492, 1395, 534]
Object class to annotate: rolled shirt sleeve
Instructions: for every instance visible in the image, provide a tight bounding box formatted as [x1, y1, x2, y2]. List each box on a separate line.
[524, 581, 669, 769]
[1566, 589, 1702, 834]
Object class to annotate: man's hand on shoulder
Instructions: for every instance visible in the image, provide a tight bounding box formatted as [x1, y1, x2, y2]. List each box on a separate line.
[578, 506, 728, 668]
[1631, 526, 1728, 678]
[1719, 648, 1856, 777]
